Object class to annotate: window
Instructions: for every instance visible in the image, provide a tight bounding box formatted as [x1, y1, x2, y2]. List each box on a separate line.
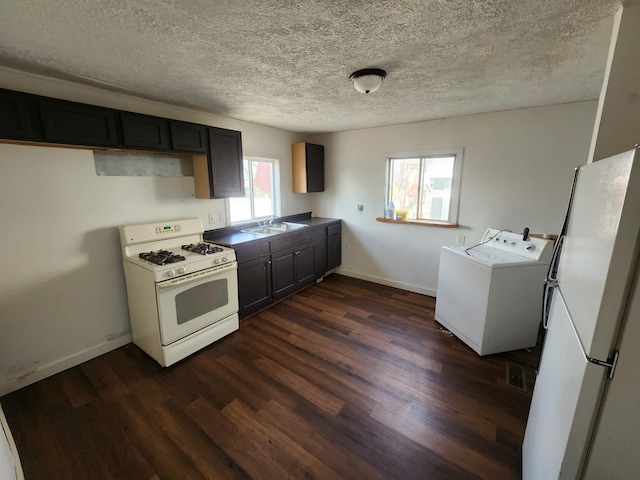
[229, 157, 279, 223]
[386, 149, 462, 224]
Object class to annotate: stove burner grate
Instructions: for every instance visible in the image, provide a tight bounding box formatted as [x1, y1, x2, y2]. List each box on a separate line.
[139, 250, 186, 265]
[182, 243, 224, 255]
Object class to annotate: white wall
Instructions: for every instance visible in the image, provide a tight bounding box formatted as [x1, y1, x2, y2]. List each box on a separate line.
[589, 2, 640, 162]
[311, 102, 597, 295]
[0, 68, 309, 395]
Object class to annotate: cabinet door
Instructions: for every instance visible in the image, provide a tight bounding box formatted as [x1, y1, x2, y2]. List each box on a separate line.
[39, 99, 119, 147]
[238, 257, 272, 316]
[209, 127, 245, 198]
[0, 90, 36, 140]
[295, 244, 316, 285]
[121, 112, 170, 150]
[272, 250, 296, 298]
[313, 227, 327, 277]
[327, 234, 342, 271]
[170, 121, 207, 153]
[306, 143, 325, 192]
[327, 222, 342, 271]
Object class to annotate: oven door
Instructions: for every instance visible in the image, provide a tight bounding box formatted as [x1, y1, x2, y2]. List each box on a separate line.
[156, 261, 239, 345]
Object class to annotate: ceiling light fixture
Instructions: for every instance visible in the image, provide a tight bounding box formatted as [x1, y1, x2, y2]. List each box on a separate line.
[350, 68, 386, 94]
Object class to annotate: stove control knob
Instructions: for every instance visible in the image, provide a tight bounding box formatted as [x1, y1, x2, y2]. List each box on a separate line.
[222, 256, 228, 263]
[177, 267, 186, 275]
[167, 269, 176, 277]
[213, 258, 220, 265]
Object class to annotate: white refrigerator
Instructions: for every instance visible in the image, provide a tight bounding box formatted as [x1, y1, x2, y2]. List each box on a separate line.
[522, 148, 640, 479]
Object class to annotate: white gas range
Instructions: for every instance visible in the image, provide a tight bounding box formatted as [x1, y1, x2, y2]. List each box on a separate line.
[120, 218, 239, 366]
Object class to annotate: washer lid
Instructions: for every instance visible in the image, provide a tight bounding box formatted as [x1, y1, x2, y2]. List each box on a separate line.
[443, 245, 546, 268]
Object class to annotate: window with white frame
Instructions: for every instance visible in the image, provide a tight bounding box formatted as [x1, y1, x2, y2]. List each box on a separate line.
[229, 157, 279, 224]
[386, 148, 463, 223]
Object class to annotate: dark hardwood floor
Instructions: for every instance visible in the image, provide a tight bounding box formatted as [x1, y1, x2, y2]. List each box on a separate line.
[1, 274, 539, 480]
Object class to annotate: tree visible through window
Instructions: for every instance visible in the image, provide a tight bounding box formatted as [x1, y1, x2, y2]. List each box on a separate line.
[387, 150, 462, 223]
[229, 158, 278, 223]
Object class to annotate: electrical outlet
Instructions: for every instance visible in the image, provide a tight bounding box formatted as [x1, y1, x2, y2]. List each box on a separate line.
[208, 213, 215, 224]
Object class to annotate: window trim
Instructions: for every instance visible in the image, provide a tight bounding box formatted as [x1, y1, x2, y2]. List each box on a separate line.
[384, 147, 463, 226]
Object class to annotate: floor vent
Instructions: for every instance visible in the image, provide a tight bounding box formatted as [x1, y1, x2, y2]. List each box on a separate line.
[505, 361, 527, 392]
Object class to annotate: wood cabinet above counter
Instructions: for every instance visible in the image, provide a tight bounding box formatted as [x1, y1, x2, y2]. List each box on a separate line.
[0, 87, 244, 198]
[292, 142, 324, 193]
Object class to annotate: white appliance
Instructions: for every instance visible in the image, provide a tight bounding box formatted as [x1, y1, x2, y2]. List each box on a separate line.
[120, 218, 239, 367]
[435, 229, 553, 355]
[523, 148, 640, 479]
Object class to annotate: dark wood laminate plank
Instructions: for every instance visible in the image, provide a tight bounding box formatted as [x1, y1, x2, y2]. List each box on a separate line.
[258, 399, 389, 480]
[1, 274, 533, 479]
[236, 319, 383, 413]
[222, 398, 343, 479]
[186, 396, 302, 480]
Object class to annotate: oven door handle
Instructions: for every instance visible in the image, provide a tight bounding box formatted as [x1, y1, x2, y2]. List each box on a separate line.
[156, 261, 237, 291]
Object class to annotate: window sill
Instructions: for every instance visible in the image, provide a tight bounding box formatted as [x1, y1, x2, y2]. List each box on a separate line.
[375, 218, 459, 228]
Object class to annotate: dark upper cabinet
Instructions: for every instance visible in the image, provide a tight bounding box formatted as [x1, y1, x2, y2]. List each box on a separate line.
[39, 99, 119, 147]
[1, 88, 246, 199]
[292, 142, 324, 193]
[205, 127, 244, 198]
[121, 112, 170, 150]
[170, 121, 208, 153]
[0, 90, 38, 141]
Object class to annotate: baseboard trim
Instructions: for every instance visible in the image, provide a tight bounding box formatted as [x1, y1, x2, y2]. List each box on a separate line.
[336, 268, 437, 297]
[0, 334, 132, 397]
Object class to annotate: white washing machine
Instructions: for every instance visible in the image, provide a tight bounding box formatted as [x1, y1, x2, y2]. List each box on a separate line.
[435, 228, 554, 356]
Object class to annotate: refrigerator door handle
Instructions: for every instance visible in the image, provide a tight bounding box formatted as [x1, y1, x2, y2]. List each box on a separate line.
[555, 285, 620, 379]
[542, 280, 557, 329]
[543, 235, 564, 329]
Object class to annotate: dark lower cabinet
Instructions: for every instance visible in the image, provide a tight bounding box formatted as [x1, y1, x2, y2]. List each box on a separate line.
[39, 99, 119, 147]
[327, 222, 342, 271]
[121, 112, 170, 150]
[236, 241, 272, 316]
[235, 220, 342, 318]
[238, 257, 272, 316]
[272, 243, 316, 299]
[313, 226, 327, 278]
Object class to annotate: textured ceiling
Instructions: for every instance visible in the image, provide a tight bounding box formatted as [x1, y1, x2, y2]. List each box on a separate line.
[0, 0, 624, 134]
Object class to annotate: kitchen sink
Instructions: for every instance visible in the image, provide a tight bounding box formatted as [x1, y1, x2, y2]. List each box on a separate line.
[241, 222, 308, 236]
[268, 222, 307, 231]
[241, 226, 278, 235]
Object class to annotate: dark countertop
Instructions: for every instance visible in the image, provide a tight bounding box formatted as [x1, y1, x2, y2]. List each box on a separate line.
[203, 213, 341, 247]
